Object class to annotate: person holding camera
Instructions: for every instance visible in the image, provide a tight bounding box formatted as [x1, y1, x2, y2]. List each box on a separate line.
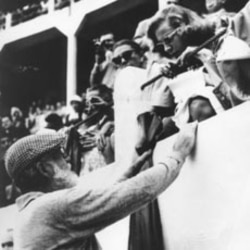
[89, 33, 117, 89]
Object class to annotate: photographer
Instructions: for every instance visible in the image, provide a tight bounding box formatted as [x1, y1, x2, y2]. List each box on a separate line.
[89, 33, 117, 89]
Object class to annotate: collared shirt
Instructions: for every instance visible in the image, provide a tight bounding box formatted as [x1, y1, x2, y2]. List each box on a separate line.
[14, 160, 180, 250]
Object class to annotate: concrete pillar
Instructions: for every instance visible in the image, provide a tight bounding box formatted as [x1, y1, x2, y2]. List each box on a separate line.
[66, 34, 77, 104]
[158, 0, 165, 9]
[69, 0, 74, 15]
[48, 0, 55, 14]
[5, 13, 12, 29]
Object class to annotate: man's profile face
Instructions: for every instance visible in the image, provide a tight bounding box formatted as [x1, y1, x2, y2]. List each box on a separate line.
[206, 0, 226, 13]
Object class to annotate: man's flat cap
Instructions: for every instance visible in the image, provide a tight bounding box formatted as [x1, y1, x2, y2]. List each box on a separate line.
[5, 132, 66, 180]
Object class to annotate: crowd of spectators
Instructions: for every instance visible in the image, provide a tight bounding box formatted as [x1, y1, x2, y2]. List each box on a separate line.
[11, 1, 48, 26]
[0, 11, 5, 30]
[1, 0, 250, 249]
[0, 0, 86, 30]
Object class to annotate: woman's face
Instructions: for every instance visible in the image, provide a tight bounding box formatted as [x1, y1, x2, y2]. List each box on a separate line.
[154, 19, 186, 58]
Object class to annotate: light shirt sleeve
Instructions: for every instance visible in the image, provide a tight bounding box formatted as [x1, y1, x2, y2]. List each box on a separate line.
[56, 158, 183, 236]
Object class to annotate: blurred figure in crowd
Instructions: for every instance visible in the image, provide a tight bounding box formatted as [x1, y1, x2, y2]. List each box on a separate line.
[25, 105, 37, 132]
[89, 33, 117, 89]
[65, 95, 86, 126]
[55, 101, 67, 118]
[0, 130, 14, 207]
[1, 117, 13, 139]
[0, 131, 12, 160]
[1, 229, 14, 250]
[10, 107, 29, 139]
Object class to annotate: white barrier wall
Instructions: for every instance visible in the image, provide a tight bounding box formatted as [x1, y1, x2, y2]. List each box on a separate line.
[155, 101, 250, 250]
[0, 205, 18, 242]
[114, 66, 250, 250]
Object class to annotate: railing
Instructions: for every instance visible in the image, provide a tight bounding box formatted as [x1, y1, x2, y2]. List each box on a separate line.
[0, 0, 82, 31]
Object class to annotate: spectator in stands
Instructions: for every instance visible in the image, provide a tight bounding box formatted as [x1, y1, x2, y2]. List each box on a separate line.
[0, 131, 14, 208]
[112, 39, 146, 69]
[4, 121, 197, 249]
[79, 84, 114, 174]
[0, 11, 6, 30]
[145, 5, 224, 129]
[89, 33, 117, 89]
[25, 105, 37, 132]
[65, 95, 86, 126]
[0, 131, 12, 160]
[55, 101, 66, 117]
[1, 228, 14, 250]
[1, 117, 14, 140]
[147, 5, 205, 60]
[10, 107, 29, 140]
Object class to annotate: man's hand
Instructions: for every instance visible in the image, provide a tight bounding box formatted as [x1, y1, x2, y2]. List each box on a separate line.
[79, 132, 96, 151]
[172, 121, 198, 161]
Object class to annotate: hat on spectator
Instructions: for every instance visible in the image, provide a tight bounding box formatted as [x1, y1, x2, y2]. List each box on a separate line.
[70, 95, 82, 104]
[5, 132, 66, 180]
[10, 106, 23, 118]
[217, 35, 250, 62]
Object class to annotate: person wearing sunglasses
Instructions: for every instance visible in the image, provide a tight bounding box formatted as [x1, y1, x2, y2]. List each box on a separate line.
[78, 85, 115, 174]
[112, 39, 146, 69]
[148, 5, 204, 59]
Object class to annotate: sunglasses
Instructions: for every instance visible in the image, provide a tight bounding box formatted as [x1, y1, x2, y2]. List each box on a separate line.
[112, 50, 134, 66]
[86, 96, 108, 106]
[155, 29, 178, 48]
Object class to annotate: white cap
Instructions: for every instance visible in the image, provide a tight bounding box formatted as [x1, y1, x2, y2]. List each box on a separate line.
[217, 35, 250, 62]
[70, 95, 82, 103]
